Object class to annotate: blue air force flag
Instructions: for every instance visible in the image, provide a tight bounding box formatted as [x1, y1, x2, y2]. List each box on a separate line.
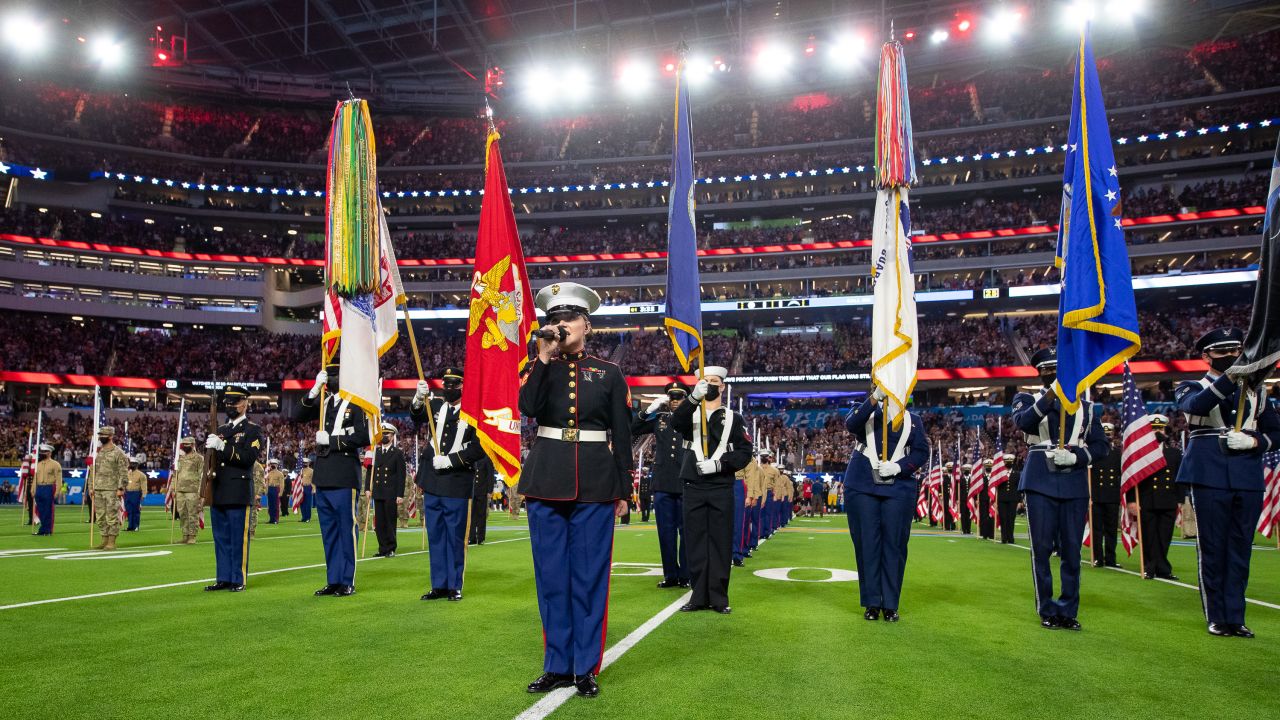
[1228, 134, 1280, 389]
[1053, 27, 1141, 411]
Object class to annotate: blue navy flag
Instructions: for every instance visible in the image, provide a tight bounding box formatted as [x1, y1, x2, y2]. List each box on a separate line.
[663, 61, 703, 372]
[1228, 133, 1280, 389]
[1053, 26, 1141, 411]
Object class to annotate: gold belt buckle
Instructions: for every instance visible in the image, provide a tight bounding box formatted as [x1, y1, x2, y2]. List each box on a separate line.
[562, 428, 579, 442]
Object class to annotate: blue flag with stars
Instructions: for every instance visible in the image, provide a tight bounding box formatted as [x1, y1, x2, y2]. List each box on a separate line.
[1052, 26, 1141, 412]
[663, 61, 703, 372]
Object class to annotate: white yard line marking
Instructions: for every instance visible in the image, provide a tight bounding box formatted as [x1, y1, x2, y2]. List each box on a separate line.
[1003, 542, 1280, 611]
[513, 591, 693, 720]
[0, 535, 529, 611]
[0, 531, 322, 559]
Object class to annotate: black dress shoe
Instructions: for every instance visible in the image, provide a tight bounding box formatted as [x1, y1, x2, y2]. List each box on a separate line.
[314, 584, 338, 596]
[712, 605, 732, 614]
[745, 550, 754, 558]
[386, 551, 396, 558]
[1208, 622, 1233, 637]
[1158, 573, 1180, 581]
[421, 588, 449, 600]
[882, 610, 900, 623]
[1104, 562, 1121, 568]
[228, 584, 246, 593]
[448, 590, 463, 601]
[1143, 572, 1155, 580]
[677, 579, 690, 588]
[1058, 617, 1081, 631]
[656, 579, 681, 589]
[1040, 616, 1060, 630]
[334, 585, 355, 596]
[527, 672, 574, 693]
[1232, 624, 1255, 639]
[203, 582, 230, 592]
[575, 674, 600, 698]
[732, 558, 745, 567]
[679, 602, 707, 612]
[864, 607, 880, 621]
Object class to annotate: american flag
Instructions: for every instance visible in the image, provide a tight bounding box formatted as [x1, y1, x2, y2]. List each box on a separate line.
[118, 421, 134, 524]
[1257, 452, 1280, 538]
[290, 440, 306, 513]
[16, 451, 32, 512]
[407, 434, 420, 519]
[916, 453, 931, 519]
[966, 437, 983, 524]
[928, 451, 944, 524]
[1120, 362, 1166, 494]
[988, 428, 1009, 527]
[165, 402, 189, 515]
[86, 387, 107, 467]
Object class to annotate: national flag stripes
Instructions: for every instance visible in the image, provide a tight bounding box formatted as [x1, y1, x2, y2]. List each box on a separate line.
[1120, 363, 1166, 494]
[1257, 453, 1280, 538]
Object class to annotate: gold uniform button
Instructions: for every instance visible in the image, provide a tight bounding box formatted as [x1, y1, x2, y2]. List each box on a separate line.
[568, 419, 576, 427]
[569, 407, 577, 413]
[569, 393, 577, 399]
[569, 363, 577, 370]
[569, 381, 576, 388]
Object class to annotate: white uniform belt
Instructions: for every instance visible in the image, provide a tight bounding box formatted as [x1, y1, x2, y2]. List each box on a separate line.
[537, 426, 607, 443]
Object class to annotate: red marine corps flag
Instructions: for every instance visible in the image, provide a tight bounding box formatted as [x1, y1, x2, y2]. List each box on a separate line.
[460, 127, 537, 487]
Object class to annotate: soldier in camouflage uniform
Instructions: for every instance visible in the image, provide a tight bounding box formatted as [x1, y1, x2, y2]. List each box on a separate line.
[90, 426, 130, 550]
[173, 436, 205, 544]
[249, 460, 266, 538]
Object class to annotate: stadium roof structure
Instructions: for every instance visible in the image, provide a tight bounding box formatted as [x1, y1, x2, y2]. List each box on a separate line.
[46, 0, 1267, 109]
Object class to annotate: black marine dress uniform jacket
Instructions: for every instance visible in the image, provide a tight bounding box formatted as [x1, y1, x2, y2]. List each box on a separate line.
[211, 416, 263, 506]
[631, 410, 691, 495]
[292, 394, 371, 489]
[670, 402, 753, 484]
[518, 351, 633, 502]
[412, 399, 486, 499]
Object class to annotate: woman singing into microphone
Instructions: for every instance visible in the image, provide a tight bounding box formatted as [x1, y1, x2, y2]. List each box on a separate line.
[518, 282, 633, 699]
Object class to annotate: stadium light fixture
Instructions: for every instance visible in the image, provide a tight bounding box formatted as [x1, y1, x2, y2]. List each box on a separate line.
[828, 32, 865, 70]
[956, 18, 973, 33]
[3, 12, 46, 56]
[930, 29, 949, 44]
[617, 59, 652, 97]
[562, 66, 592, 103]
[90, 35, 125, 68]
[685, 56, 714, 86]
[524, 66, 556, 108]
[986, 8, 1023, 43]
[1104, 0, 1143, 22]
[1062, 1, 1096, 30]
[753, 43, 792, 81]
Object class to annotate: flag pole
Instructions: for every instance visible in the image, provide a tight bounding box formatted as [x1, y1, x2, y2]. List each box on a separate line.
[360, 449, 377, 559]
[168, 400, 182, 545]
[21, 429, 32, 526]
[1232, 381, 1249, 432]
[1134, 490, 1146, 577]
[1086, 467, 1095, 565]
[697, 353, 709, 457]
[401, 305, 426, 382]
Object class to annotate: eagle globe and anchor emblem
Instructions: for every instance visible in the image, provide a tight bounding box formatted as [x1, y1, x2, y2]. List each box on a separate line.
[467, 256, 526, 436]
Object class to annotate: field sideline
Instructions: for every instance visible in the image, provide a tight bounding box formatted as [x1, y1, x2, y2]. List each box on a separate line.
[1, 506, 1277, 719]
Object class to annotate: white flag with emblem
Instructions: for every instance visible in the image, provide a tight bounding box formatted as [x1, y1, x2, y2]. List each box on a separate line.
[870, 185, 918, 430]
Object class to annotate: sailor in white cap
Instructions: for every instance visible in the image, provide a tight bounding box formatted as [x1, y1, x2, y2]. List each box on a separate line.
[520, 282, 633, 699]
[671, 364, 753, 615]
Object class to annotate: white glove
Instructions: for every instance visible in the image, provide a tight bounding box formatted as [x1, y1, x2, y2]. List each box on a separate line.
[878, 461, 901, 477]
[433, 455, 452, 471]
[1052, 448, 1078, 467]
[315, 430, 330, 446]
[690, 379, 710, 401]
[1226, 431, 1258, 451]
[309, 370, 327, 398]
[696, 459, 719, 475]
[871, 386, 887, 402]
[204, 435, 224, 451]
[645, 396, 669, 414]
[413, 380, 429, 407]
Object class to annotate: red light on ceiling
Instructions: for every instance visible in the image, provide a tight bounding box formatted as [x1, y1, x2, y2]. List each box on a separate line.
[664, 62, 676, 72]
[956, 18, 972, 32]
[903, 30, 916, 40]
[156, 51, 168, 61]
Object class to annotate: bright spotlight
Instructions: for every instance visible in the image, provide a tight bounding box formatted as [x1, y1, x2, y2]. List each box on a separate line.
[753, 43, 792, 80]
[1062, 1, 1096, 30]
[524, 66, 555, 108]
[618, 60, 652, 97]
[562, 66, 592, 103]
[956, 18, 972, 32]
[685, 56, 714, 86]
[90, 36, 125, 68]
[828, 32, 865, 70]
[986, 8, 1023, 42]
[3, 13, 46, 56]
[930, 29, 949, 44]
[1104, 0, 1143, 21]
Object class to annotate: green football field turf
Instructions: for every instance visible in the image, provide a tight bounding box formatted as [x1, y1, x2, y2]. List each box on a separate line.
[1, 505, 1277, 719]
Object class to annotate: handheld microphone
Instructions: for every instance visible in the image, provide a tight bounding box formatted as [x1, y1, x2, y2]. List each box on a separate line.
[533, 326, 569, 342]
